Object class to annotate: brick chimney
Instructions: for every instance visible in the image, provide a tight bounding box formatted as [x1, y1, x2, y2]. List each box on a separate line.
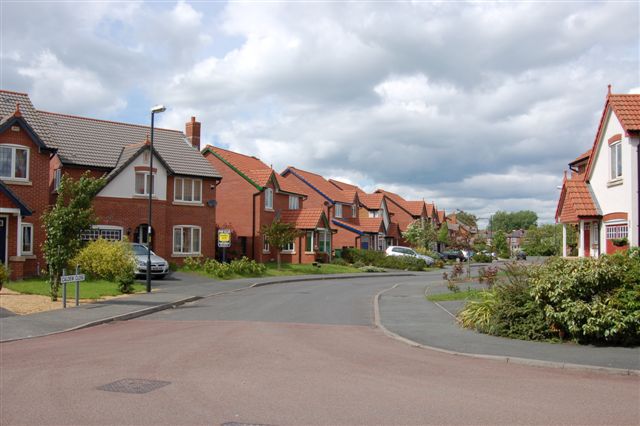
[185, 116, 201, 150]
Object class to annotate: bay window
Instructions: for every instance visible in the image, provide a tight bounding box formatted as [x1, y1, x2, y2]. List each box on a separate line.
[175, 177, 202, 202]
[0, 145, 29, 180]
[173, 226, 201, 255]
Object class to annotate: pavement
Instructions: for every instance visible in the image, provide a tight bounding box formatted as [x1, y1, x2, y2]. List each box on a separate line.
[1, 268, 638, 374]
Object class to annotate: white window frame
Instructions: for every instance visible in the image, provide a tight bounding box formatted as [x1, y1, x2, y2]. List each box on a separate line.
[606, 224, 628, 239]
[352, 203, 357, 218]
[288, 195, 299, 210]
[53, 168, 62, 191]
[81, 225, 124, 242]
[610, 142, 622, 180]
[263, 237, 270, 253]
[282, 241, 295, 253]
[21, 223, 33, 255]
[305, 231, 315, 253]
[174, 177, 202, 203]
[135, 171, 155, 196]
[335, 203, 343, 218]
[265, 188, 274, 210]
[173, 225, 201, 255]
[0, 144, 30, 181]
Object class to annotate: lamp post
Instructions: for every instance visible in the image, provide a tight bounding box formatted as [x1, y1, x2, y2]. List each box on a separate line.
[147, 104, 166, 293]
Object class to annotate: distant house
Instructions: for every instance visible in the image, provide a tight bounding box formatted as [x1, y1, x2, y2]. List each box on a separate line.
[556, 88, 639, 256]
[0, 90, 221, 279]
[202, 147, 330, 263]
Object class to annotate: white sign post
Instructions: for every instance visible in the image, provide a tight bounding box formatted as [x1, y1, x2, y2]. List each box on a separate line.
[61, 266, 86, 308]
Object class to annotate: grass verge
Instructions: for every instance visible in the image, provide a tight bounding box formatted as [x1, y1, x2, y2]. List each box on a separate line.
[5, 278, 145, 299]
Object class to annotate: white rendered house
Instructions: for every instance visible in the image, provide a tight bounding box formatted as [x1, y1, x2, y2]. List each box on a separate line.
[556, 89, 639, 257]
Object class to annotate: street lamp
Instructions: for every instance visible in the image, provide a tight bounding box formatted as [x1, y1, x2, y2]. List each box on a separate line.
[147, 104, 166, 293]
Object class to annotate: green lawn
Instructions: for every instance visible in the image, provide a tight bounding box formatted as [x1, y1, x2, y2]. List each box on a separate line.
[426, 288, 486, 302]
[5, 278, 145, 299]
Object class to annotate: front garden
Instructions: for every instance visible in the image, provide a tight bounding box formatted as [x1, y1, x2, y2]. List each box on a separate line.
[455, 249, 639, 346]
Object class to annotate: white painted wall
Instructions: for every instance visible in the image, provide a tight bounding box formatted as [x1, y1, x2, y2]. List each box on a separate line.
[589, 109, 634, 253]
[629, 135, 639, 247]
[380, 199, 390, 230]
[99, 153, 168, 200]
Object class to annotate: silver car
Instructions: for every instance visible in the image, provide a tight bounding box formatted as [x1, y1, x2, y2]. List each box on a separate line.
[385, 246, 435, 266]
[131, 243, 170, 278]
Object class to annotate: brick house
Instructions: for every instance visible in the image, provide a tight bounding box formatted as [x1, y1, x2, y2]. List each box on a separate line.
[0, 90, 221, 279]
[202, 146, 331, 263]
[556, 89, 639, 256]
[281, 167, 390, 251]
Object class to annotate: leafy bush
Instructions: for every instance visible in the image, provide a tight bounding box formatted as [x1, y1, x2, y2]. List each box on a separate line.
[341, 248, 385, 265]
[341, 247, 427, 271]
[359, 265, 386, 273]
[380, 255, 427, 271]
[331, 258, 349, 266]
[433, 259, 445, 269]
[472, 252, 493, 263]
[72, 238, 136, 292]
[477, 266, 499, 287]
[352, 261, 365, 269]
[0, 263, 8, 290]
[182, 256, 203, 271]
[186, 256, 267, 278]
[459, 253, 640, 345]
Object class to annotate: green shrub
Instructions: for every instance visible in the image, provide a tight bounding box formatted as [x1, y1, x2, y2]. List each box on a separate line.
[331, 258, 349, 266]
[359, 265, 386, 273]
[72, 238, 135, 287]
[182, 256, 203, 271]
[433, 259, 445, 269]
[195, 257, 267, 278]
[458, 292, 497, 332]
[0, 263, 8, 290]
[380, 255, 427, 271]
[352, 261, 365, 269]
[341, 248, 385, 265]
[472, 253, 493, 263]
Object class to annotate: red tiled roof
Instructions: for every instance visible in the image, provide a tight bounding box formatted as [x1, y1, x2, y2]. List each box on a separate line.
[285, 167, 355, 203]
[437, 210, 446, 223]
[358, 192, 384, 210]
[332, 217, 384, 234]
[275, 174, 308, 196]
[207, 146, 273, 187]
[609, 94, 640, 132]
[280, 208, 325, 229]
[403, 200, 426, 216]
[329, 179, 361, 192]
[425, 203, 435, 217]
[569, 149, 591, 165]
[387, 222, 401, 239]
[375, 189, 406, 205]
[556, 178, 600, 223]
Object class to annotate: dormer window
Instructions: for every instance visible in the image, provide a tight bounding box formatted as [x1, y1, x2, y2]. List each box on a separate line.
[335, 203, 343, 218]
[288, 195, 299, 210]
[352, 203, 357, 218]
[265, 188, 273, 210]
[0, 145, 29, 180]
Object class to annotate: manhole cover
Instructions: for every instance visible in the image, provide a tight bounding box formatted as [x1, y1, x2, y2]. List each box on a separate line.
[97, 378, 170, 394]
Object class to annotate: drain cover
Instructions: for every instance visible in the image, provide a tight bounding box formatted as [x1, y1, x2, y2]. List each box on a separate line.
[97, 378, 170, 394]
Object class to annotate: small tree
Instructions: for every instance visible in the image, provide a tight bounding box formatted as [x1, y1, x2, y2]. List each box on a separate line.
[402, 220, 437, 251]
[493, 230, 509, 259]
[437, 222, 450, 249]
[41, 172, 105, 300]
[260, 220, 300, 270]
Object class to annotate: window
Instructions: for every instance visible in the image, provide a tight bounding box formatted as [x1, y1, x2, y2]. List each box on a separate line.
[305, 231, 315, 252]
[610, 142, 622, 180]
[21, 223, 33, 255]
[368, 210, 381, 218]
[282, 241, 295, 253]
[265, 188, 273, 210]
[335, 203, 342, 218]
[289, 195, 299, 210]
[81, 225, 122, 241]
[54, 169, 62, 191]
[606, 224, 628, 239]
[173, 226, 201, 255]
[318, 230, 330, 253]
[175, 177, 202, 202]
[352, 204, 357, 218]
[263, 238, 270, 253]
[0, 145, 29, 180]
[81, 226, 123, 241]
[135, 172, 154, 195]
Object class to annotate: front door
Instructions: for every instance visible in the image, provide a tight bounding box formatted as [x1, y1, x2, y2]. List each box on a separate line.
[583, 225, 591, 258]
[0, 216, 7, 264]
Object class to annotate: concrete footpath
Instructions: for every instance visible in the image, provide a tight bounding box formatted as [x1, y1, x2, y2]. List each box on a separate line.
[0, 271, 416, 343]
[377, 280, 640, 374]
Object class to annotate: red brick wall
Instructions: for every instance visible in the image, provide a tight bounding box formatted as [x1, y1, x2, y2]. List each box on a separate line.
[1, 124, 51, 279]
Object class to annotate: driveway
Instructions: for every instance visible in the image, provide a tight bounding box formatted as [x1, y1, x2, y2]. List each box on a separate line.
[1, 274, 638, 425]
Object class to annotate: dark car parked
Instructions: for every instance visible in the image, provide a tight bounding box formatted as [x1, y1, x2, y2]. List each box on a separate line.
[440, 250, 466, 261]
[515, 251, 527, 260]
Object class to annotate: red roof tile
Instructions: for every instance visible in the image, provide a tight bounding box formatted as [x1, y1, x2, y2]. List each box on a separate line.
[358, 192, 384, 210]
[403, 200, 426, 216]
[609, 94, 640, 132]
[280, 208, 325, 229]
[556, 177, 600, 223]
[437, 210, 446, 223]
[569, 149, 591, 165]
[332, 217, 384, 234]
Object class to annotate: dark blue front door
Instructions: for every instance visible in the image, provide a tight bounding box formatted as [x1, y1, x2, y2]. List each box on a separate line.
[0, 217, 6, 264]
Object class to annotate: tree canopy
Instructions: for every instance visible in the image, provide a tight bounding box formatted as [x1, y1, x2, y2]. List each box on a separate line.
[402, 220, 437, 250]
[489, 210, 538, 232]
[260, 220, 301, 269]
[455, 210, 477, 228]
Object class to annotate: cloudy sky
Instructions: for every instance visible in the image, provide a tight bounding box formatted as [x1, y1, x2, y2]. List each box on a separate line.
[1, 1, 638, 224]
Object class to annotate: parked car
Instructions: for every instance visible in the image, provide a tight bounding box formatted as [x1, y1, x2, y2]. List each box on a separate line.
[441, 250, 466, 261]
[480, 250, 497, 259]
[131, 243, 170, 278]
[515, 250, 527, 260]
[385, 246, 434, 266]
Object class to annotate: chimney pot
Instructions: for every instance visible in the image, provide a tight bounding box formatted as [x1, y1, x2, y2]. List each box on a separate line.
[186, 116, 201, 150]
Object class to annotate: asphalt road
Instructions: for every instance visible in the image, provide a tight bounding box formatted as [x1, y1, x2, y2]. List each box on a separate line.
[1, 275, 639, 425]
